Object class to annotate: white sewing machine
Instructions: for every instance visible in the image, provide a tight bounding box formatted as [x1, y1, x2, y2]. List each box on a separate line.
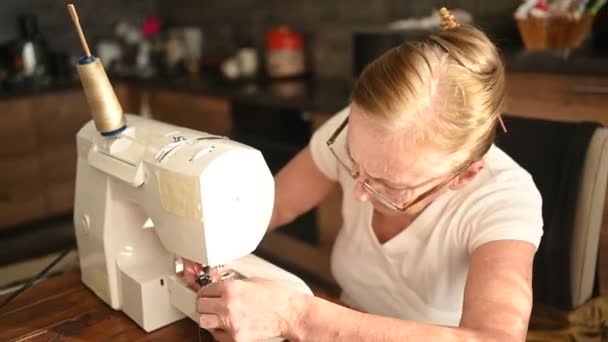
[72, 114, 312, 337]
[66, 5, 310, 338]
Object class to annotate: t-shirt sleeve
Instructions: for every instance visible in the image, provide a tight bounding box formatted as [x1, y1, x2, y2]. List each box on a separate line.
[309, 106, 350, 182]
[467, 173, 544, 254]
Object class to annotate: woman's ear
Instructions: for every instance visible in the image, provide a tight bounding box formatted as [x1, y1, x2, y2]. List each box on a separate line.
[451, 160, 484, 189]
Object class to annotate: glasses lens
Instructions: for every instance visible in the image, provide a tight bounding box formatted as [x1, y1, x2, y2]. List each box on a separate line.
[327, 120, 426, 212]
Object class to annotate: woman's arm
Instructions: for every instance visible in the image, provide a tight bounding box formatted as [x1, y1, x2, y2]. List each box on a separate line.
[268, 145, 337, 231]
[287, 240, 536, 342]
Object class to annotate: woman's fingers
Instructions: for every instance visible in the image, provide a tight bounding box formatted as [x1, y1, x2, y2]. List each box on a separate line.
[199, 313, 222, 330]
[197, 279, 225, 297]
[183, 272, 201, 291]
[183, 258, 203, 272]
[197, 296, 223, 314]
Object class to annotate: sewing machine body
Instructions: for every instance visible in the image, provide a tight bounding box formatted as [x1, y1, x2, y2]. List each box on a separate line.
[73, 114, 311, 335]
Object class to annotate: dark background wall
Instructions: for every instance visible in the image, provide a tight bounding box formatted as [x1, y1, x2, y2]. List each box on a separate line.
[156, 0, 523, 78]
[0, 0, 526, 79]
[0, 0, 157, 56]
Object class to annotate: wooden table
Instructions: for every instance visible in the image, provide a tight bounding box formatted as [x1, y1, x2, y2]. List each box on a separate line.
[0, 270, 339, 341]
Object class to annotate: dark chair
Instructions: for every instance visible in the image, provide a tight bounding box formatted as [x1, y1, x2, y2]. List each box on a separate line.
[496, 115, 608, 310]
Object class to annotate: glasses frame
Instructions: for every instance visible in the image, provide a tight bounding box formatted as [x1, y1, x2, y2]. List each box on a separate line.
[326, 115, 468, 213]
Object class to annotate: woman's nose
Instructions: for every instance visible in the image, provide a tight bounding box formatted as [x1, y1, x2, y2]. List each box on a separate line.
[401, 189, 414, 203]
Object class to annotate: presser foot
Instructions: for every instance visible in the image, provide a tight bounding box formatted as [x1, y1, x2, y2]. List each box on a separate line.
[195, 265, 244, 287]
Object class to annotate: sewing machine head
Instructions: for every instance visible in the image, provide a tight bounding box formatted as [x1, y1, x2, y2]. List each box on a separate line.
[75, 113, 275, 265]
[73, 114, 311, 333]
[73, 111, 277, 272]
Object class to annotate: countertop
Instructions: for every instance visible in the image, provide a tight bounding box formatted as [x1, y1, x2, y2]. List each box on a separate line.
[0, 270, 342, 341]
[131, 75, 354, 114]
[503, 49, 608, 76]
[1, 48, 606, 114]
[0, 75, 354, 114]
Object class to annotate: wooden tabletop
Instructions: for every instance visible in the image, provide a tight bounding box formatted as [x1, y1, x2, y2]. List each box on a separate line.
[0, 270, 339, 341]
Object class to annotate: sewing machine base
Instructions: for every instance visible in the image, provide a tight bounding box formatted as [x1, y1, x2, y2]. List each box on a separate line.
[82, 254, 309, 341]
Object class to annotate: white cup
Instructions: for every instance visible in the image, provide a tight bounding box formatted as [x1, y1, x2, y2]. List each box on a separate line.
[237, 48, 259, 77]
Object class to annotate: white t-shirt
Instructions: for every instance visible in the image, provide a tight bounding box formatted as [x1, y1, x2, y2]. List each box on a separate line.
[309, 107, 544, 326]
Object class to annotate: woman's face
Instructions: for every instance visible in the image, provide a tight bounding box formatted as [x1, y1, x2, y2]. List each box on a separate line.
[346, 105, 460, 216]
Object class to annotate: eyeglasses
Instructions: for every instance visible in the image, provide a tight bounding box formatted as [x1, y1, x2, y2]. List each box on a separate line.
[326, 115, 468, 213]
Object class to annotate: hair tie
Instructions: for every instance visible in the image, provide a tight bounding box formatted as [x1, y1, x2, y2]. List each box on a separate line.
[439, 7, 460, 30]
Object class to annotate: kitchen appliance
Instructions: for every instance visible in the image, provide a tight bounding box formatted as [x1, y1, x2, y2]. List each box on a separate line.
[1, 14, 50, 88]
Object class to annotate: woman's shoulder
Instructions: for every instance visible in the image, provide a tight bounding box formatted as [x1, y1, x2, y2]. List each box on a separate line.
[455, 144, 543, 211]
[448, 145, 544, 252]
[480, 144, 538, 190]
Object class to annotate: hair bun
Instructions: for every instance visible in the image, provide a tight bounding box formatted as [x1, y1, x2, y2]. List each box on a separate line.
[439, 7, 460, 30]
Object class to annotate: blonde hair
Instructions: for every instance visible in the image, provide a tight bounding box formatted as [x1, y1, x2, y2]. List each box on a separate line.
[350, 8, 505, 170]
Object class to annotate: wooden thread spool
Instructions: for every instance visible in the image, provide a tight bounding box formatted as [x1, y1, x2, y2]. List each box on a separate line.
[76, 58, 126, 135]
[69, 3, 126, 136]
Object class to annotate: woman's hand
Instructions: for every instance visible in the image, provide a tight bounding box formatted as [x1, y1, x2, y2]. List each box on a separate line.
[197, 277, 306, 342]
[182, 257, 203, 291]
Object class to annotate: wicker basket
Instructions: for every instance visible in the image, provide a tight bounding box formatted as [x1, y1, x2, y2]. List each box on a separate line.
[516, 14, 594, 50]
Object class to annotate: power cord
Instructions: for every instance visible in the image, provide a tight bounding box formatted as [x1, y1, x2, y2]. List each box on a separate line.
[0, 248, 73, 311]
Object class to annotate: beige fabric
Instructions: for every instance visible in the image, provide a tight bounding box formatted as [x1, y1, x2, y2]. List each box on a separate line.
[527, 295, 608, 342]
[571, 128, 608, 308]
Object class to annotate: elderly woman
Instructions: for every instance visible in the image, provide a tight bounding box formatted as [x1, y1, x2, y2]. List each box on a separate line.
[186, 8, 543, 342]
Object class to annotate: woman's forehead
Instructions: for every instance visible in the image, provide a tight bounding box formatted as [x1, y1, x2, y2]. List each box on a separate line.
[346, 108, 448, 181]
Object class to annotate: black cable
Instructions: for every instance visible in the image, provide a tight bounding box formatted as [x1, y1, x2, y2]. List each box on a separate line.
[0, 247, 73, 311]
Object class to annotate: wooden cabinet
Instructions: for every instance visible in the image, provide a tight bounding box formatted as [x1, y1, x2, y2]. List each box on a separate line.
[0, 154, 47, 229]
[0, 99, 47, 228]
[506, 72, 608, 125]
[0, 99, 38, 157]
[147, 90, 232, 137]
[0, 85, 140, 230]
[0, 86, 229, 230]
[114, 83, 142, 115]
[33, 91, 92, 218]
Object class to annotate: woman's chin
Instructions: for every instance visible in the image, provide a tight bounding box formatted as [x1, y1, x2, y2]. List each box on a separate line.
[371, 201, 401, 216]
[371, 200, 423, 217]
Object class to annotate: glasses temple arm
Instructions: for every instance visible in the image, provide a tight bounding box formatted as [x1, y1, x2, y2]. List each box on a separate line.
[326, 116, 350, 146]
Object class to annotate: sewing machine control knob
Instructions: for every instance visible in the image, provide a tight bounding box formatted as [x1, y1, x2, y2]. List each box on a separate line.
[81, 214, 91, 234]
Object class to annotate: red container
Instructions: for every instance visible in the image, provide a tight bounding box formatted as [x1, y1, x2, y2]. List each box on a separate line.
[265, 26, 306, 78]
